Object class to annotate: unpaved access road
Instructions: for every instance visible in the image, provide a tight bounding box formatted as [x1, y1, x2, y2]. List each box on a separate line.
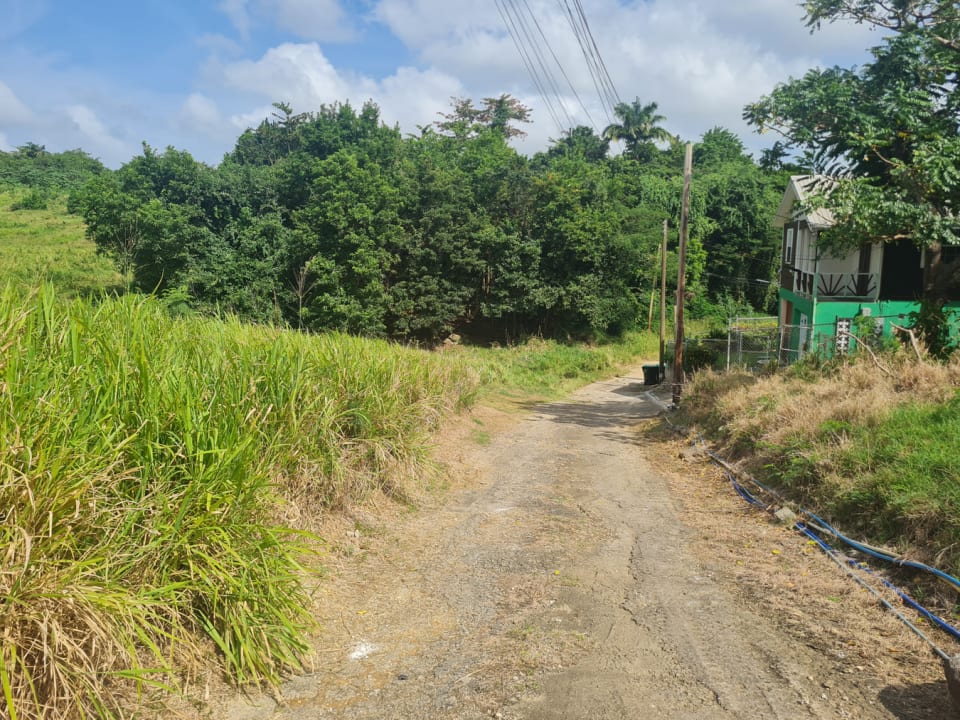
[213, 371, 957, 720]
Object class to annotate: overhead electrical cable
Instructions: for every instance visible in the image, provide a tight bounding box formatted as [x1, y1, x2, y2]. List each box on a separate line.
[516, 0, 599, 133]
[504, 0, 576, 129]
[495, 0, 566, 134]
[556, 0, 616, 126]
[572, 0, 621, 107]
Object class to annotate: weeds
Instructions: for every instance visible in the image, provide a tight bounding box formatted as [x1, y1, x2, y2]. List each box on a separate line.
[681, 351, 960, 571]
[465, 332, 659, 402]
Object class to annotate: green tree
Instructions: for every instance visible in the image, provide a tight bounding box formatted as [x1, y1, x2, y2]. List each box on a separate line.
[744, 1, 960, 298]
[603, 99, 673, 162]
[543, 126, 610, 163]
[435, 95, 532, 139]
[530, 156, 642, 336]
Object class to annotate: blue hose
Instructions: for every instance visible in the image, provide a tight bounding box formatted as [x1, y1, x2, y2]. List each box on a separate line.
[671, 418, 960, 650]
[804, 511, 960, 594]
[797, 523, 960, 644]
[698, 434, 960, 595]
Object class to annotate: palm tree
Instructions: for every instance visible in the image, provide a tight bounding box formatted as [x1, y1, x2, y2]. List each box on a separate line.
[602, 99, 672, 160]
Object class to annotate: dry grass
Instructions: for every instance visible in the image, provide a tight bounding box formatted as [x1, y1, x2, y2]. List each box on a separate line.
[686, 352, 960, 452]
[680, 351, 960, 570]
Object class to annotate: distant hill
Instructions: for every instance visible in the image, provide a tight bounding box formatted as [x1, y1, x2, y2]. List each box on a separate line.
[0, 188, 122, 296]
[0, 143, 106, 191]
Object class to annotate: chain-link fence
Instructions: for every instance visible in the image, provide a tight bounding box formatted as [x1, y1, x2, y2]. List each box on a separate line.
[726, 316, 780, 370]
[661, 316, 786, 379]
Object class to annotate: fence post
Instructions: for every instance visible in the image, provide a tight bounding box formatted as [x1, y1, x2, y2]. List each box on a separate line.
[727, 317, 733, 371]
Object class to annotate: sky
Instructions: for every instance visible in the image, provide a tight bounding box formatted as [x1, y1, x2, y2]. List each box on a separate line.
[0, 0, 884, 168]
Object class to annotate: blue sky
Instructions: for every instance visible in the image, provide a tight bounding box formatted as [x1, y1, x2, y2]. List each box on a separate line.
[0, 0, 880, 167]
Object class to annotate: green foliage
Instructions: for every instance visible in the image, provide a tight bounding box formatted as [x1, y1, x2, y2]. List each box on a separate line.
[603, 98, 673, 161]
[67, 98, 783, 344]
[831, 395, 960, 549]
[0, 190, 122, 296]
[434, 94, 532, 139]
[467, 331, 660, 400]
[0, 145, 105, 191]
[693, 130, 785, 311]
[0, 285, 478, 720]
[744, 1, 960, 295]
[907, 299, 959, 358]
[543, 125, 610, 163]
[9, 188, 48, 210]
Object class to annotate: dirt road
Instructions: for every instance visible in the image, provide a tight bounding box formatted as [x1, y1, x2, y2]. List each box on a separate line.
[214, 371, 956, 719]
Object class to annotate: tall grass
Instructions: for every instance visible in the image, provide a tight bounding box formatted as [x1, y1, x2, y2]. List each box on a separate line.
[0, 285, 477, 720]
[465, 331, 660, 402]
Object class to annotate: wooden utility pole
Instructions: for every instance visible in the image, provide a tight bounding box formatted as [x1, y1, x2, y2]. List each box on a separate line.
[659, 219, 668, 381]
[647, 280, 656, 331]
[672, 143, 693, 406]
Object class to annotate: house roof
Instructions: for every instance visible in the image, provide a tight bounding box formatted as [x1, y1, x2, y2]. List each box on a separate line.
[773, 175, 836, 229]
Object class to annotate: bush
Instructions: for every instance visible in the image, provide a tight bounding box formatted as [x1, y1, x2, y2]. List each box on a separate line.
[10, 189, 48, 210]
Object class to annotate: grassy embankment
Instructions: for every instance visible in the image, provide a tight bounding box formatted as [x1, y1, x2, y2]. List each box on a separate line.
[0, 193, 660, 719]
[0, 285, 484, 720]
[0, 189, 123, 295]
[680, 353, 960, 573]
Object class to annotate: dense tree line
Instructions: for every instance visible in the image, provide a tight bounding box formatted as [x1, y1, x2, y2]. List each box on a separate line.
[65, 98, 787, 343]
[0, 143, 105, 191]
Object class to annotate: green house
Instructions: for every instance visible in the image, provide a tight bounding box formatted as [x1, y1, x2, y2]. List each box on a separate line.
[774, 175, 958, 361]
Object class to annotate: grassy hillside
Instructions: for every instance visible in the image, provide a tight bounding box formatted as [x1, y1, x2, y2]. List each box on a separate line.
[680, 354, 960, 572]
[0, 189, 122, 295]
[0, 286, 478, 720]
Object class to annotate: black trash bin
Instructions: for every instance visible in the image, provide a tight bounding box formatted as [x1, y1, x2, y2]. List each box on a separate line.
[642, 364, 661, 385]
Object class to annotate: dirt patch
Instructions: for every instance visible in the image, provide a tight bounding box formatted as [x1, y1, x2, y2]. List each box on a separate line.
[157, 372, 960, 719]
[645, 423, 960, 719]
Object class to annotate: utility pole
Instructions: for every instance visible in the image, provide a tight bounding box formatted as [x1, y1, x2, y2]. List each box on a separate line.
[672, 143, 693, 407]
[659, 219, 667, 381]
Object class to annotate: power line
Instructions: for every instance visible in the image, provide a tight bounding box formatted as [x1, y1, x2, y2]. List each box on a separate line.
[573, 0, 620, 107]
[505, 0, 576, 129]
[557, 0, 620, 124]
[495, 0, 566, 135]
[516, 0, 599, 133]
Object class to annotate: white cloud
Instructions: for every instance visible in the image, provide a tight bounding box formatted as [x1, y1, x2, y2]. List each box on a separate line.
[219, 0, 251, 39]
[197, 32, 243, 57]
[0, 80, 32, 124]
[264, 0, 354, 41]
[369, 0, 879, 154]
[222, 43, 368, 107]
[222, 42, 462, 134]
[67, 104, 128, 159]
[0, 131, 11, 151]
[376, 66, 463, 131]
[218, 0, 353, 42]
[178, 93, 226, 136]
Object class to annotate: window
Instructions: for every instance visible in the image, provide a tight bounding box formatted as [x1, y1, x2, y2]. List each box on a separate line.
[785, 227, 795, 265]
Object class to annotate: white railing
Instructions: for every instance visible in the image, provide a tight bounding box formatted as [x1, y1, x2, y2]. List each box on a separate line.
[791, 270, 879, 300]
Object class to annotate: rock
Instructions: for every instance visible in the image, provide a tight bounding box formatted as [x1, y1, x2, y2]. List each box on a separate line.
[942, 654, 960, 710]
[678, 445, 707, 462]
[774, 506, 799, 525]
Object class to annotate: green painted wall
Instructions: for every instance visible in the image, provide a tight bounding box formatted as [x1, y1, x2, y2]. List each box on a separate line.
[779, 288, 960, 357]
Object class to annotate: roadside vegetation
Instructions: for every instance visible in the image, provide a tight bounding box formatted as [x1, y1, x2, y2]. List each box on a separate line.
[0, 285, 479, 720]
[1, 2, 955, 716]
[0, 279, 658, 720]
[679, 351, 960, 573]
